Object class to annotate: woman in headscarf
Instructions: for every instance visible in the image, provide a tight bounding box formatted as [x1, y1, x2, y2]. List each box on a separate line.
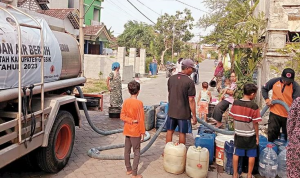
[106, 62, 123, 107]
[287, 97, 300, 178]
[214, 61, 224, 92]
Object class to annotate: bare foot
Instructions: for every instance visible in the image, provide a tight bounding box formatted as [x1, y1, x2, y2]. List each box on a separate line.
[126, 171, 132, 175]
[215, 122, 223, 128]
[131, 175, 143, 178]
[232, 173, 239, 178]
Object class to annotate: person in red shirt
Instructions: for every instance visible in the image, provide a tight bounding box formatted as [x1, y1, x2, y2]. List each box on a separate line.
[120, 81, 145, 178]
[229, 83, 262, 178]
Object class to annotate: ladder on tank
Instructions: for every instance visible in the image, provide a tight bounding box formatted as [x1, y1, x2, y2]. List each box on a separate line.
[0, 5, 46, 145]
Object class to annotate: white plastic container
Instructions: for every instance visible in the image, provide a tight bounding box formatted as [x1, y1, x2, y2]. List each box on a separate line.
[186, 146, 209, 178]
[215, 135, 234, 166]
[163, 142, 186, 174]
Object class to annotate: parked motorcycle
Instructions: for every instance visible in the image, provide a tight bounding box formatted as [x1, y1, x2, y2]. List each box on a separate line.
[165, 63, 176, 78]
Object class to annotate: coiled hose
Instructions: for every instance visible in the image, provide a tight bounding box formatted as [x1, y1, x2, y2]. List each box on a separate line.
[75, 86, 166, 160]
[87, 118, 167, 160]
[196, 100, 290, 135]
[76, 86, 123, 135]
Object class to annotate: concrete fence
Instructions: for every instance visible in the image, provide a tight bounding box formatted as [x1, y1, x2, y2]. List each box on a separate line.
[84, 48, 146, 81]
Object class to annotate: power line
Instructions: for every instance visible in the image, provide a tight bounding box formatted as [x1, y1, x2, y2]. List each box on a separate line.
[174, 0, 209, 13]
[106, 0, 138, 20]
[127, 0, 156, 24]
[136, 0, 161, 16]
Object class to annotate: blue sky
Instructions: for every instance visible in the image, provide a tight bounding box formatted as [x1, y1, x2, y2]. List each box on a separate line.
[101, 0, 211, 42]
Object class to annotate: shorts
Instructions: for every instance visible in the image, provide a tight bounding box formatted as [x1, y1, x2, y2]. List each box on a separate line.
[166, 116, 191, 133]
[234, 147, 257, 157]
[198, 101, 209, 114]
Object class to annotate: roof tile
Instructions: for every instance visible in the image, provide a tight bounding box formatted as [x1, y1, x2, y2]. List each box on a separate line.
[36, 9, 75, 20]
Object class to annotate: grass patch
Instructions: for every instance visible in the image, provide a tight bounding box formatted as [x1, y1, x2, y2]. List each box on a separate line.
[82, 79, 108, 93]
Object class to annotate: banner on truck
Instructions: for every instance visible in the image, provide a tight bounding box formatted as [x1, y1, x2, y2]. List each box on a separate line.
[0, 8, 62, 90]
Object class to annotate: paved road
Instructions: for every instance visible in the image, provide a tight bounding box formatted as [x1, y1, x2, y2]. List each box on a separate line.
[0, 59, 231, 178]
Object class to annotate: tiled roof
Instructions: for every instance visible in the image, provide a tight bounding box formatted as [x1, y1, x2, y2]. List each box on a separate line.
[18, 0, 49, 10]
[18, 0, 27, 6]
[36, 9, 75, 20]
[83, 25, 104, 35]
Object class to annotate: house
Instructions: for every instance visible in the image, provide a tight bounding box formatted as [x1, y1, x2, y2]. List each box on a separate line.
[47, 0, 103, 26]
[14, 0, 111, 55]
[83, 24, 112, 54]
[37, 8, 80, 32]
[253, 0, 300, 104]
[18, 0, 49, 10]
[83, 0, 103, 26]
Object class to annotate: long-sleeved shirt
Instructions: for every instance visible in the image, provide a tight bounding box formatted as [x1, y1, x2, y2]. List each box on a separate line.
[261, 77, 300, 117]
[120, 98, 145, 137]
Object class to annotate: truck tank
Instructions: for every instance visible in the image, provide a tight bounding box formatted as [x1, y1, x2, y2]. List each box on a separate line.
[53, 31, 81, 80]
[0, 6, 85, 102]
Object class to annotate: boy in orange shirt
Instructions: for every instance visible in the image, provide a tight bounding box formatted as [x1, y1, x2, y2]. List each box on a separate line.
[121, 80, 145, 178]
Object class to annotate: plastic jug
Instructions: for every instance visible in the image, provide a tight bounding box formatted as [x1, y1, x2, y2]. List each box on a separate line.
[259, 142, 278, 154]
[224, 140, 234, 175]
[278, 141, 288, 154]
[156, 106, 167, 132]
[163, 142, 186, 174]
[195, 133, 215, 164]
[278, 148, 287, 178]
[258, 144, 278, 178]
[274, 134, 287, 147]
[144, 106, 155, 131]
[224, 140, 243, 175]
[198, 125, 214, 135]
[259, 135, 268, 143]
[186, 146, 209, 178]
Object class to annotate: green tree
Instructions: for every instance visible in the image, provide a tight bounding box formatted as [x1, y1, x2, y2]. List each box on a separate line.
[117, 21, 155, 56]
[155, 9, 194, 64]
[200, 0, 267, 99]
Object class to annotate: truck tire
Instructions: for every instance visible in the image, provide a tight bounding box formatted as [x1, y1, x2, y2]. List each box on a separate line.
[36, 110, 75, 173]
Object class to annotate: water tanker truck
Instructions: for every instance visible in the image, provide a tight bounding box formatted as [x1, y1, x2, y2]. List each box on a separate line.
[0, 4, 86, 172]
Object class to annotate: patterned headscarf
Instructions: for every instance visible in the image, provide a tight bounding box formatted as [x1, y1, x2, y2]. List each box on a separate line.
[112, 62, 120, 71]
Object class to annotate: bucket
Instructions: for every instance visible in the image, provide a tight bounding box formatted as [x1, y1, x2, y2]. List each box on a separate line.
[209, 80, 216, 87]
[108, 107, 121, 118]
[215, 135, 234, 166]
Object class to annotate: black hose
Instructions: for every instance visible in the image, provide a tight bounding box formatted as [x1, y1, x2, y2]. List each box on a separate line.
[196, 100, 290, 135]
[76, 86, 167, 160]
[87, 116, 167, 160]
[260, 100, 290, 117]
[75, 86, 123, 135]
[197, 117, 235, 135]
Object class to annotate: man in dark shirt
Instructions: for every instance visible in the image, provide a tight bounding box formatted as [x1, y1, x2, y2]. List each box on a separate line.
[166, 59, 197, 145]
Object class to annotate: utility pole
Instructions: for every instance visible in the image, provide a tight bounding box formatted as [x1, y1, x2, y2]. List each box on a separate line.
[79, 0, 84, 76]
[171, 24, 175, 62]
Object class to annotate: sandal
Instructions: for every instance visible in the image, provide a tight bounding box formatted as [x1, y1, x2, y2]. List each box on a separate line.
[126, 171, 132, 175]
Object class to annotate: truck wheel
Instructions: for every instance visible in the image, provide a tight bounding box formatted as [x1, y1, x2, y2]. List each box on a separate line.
[36, 110, 75, 173]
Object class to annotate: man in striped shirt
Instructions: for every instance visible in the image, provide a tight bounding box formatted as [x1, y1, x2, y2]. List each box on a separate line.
[229, 83, 262, 178]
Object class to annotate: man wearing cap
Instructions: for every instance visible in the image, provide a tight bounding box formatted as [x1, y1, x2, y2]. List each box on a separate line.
[262, 68, 300, 142]
[166, 59, 197, 145]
